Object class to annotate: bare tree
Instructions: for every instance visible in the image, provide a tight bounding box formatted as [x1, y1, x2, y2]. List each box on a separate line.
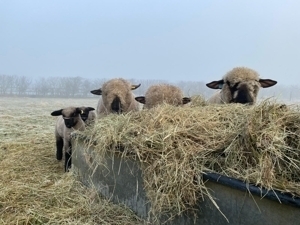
[15, 76, 32, 95]
[0, 75, 6, 94]
[33, 77, 51, 96]
[80, 79, 93, 97]
[0, 74, 17, 95]
[45, 78, 60, 96]
[67, 76, 82, 97]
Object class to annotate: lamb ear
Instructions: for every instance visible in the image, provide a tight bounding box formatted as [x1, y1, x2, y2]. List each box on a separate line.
[87, 107, 95, 111]
[131, 84, 141, 90]
[135, 96, 146, 104]
[206, 80, 224, 89]
[90, 88, 102, 95]
[51, 109, 63, 116]
[259, 79, 277, 88]
[182, 97, 191, 104]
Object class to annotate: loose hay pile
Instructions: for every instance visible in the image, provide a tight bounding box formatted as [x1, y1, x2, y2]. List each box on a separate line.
[78, 99, 300, 222]
[0, 97, 143, 225]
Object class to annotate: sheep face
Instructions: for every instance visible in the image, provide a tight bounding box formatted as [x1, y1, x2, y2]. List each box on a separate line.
[90, 78, 140, 114]
[78, 107, 95, 122]
[206, 67, 277, 104]
[135, 84, 191, 109]
[51, 107, 82, 128]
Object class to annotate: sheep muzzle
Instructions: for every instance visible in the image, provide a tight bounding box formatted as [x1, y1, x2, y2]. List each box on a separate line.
[232, 84, 253, 104]
[80, 113, 89, 122]
[111, 96, 123, 113]
[64, 118, 76, 128]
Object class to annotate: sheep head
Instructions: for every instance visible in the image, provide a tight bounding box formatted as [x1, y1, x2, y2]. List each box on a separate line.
[51, 107, 82, 128]
[90, 78, 141, 113]
[78, 106, 95, 122]
[135, 84, 191, 109]
[206, 67, 277, 104]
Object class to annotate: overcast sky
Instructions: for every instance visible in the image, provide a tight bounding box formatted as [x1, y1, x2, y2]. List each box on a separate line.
[1, 1, 300, 85]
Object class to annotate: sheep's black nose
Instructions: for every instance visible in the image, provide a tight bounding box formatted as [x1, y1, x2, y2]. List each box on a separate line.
[233, 84, 253, 104]
[80, 114, 88, 121]
[64, 118, 74, 128]
[111, 96, 122, 113]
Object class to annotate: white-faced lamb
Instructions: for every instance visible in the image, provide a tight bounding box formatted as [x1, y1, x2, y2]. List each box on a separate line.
[51, 106, 95, 172]
[135, 83, 191, 109]
[206, 67, 277, 105]
[90, 78, 141, 117]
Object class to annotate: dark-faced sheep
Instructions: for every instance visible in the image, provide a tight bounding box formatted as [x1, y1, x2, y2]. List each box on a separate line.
[78, 106, 96, 125]
[135, 83, 191, 109]
[206, 67, 277, 104]
[90, 78, 141, 117]
[51, 106, 94, 172]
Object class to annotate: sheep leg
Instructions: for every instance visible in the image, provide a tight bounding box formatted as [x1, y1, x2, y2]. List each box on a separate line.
[56, 137, 63, 160]
[64, 142, 72, 172]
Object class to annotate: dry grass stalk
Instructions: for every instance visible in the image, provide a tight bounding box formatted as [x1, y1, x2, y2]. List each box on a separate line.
[189, 95, 207, 107]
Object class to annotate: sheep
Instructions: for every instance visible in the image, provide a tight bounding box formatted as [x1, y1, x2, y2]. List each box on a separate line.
[90, 78, 141, 117]
[135, 83, 191, 109]
[51, 106, 94, 172]
[206, 67, 277, 105]
[78, 106, 96, 125]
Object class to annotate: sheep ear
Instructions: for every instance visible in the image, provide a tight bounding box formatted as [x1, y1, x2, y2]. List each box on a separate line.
[259, 79, 277, 88]
[51, 109, 63, 116]
[90, 88, 102, 95]
[182, 97, 191, 104]
[135, 96, 146, 104]
[87, 107, 95, 111]
[206, 80, 224, 89]
[131, 84, 141, 90]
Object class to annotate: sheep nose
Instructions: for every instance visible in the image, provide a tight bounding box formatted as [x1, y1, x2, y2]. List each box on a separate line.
[233, 84, 253, 104]
[111, 96, 122, 113]
[64, 118, 74, 128]
[81, 116, 88, 121]
[80, 114, 88, 121]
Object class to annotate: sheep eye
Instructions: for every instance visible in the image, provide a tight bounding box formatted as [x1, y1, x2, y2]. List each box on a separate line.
[232, 83, 239, 91]
[227, 81, 240, 96]
[227, 81, 239, 90]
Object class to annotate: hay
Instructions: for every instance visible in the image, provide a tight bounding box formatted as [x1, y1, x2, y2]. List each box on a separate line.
[189, 95, 207, 107]
[0, 97, 144, 225]
[78, 99, 300, 222]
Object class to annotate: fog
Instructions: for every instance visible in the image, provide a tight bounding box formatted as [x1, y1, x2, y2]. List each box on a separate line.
[1, 1, 300, 86]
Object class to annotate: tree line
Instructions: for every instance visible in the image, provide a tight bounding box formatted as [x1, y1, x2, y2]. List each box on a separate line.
[0, 74, 98, 97]
[0, 74, 298, 102]
[0, 74, 213, 98]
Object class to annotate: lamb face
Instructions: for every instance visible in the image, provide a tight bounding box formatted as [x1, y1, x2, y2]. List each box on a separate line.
[78, 106, 95, 122]
[90, 78, 141, 116]
[51, 107, 82, 128]
[206, 67, 277, 105]
[223, 75, 261, 104]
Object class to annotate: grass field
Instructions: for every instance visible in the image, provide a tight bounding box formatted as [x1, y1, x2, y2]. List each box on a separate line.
[0, 97, 144, 225]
